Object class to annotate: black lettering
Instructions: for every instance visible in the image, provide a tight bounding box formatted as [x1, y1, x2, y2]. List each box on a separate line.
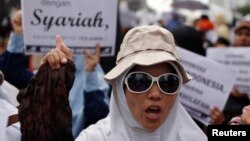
[81, 18, 90, 27]
[76, 13, 82, 26]
[55, 16, 67, 26]
[187, 71, 225, 93]
[43, 16, 54, 31]
[31, 9, 42, 25]
[87, 18, 92, 27]
[68, 17, 75, 26]
[93, 12, 103, 27]
[41, 0, 71, 8]
[30, 11, 106, 31]
[180, 59, 206, 73]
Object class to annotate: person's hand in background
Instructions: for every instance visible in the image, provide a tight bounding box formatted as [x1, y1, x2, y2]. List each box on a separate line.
[11, 10, 23, 34]
[210, 106, 225, 124]
[83, 44, 100, 72]
[231, 87, 248, 98]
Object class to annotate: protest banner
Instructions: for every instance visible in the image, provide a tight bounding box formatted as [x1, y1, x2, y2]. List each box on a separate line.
[177, 47, 236, 125]
[21, 0, 117, 56]
[207, 47, 250, 93]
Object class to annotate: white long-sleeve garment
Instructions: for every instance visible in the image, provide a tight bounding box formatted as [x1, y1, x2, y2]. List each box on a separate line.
[76, 69, 207, 141]
[0, 81, 21, 141]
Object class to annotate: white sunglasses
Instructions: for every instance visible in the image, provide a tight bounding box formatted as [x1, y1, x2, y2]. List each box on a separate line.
[124, 71, 181, 95]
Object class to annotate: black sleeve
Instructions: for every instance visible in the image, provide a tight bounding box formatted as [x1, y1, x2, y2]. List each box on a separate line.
[84, 90, 109, 129]
[0, 51, 33, 89]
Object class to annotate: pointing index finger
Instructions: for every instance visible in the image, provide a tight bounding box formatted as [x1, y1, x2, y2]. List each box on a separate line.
[56, 35, 62, 49]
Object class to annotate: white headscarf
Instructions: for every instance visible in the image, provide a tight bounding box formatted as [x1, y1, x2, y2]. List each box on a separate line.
[76, 63, 207, 141]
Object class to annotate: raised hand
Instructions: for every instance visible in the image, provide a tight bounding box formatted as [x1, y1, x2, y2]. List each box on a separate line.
[83, 44, 100, 72]
[41, 35, 73, 69]
[11, 10, 23, 34]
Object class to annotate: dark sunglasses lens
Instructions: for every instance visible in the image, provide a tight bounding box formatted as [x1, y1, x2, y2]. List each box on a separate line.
[127, 73, 152, 92]
[159, 74, 179, 93]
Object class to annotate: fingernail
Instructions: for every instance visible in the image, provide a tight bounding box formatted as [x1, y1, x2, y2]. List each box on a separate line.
[61, 58, 67, 63]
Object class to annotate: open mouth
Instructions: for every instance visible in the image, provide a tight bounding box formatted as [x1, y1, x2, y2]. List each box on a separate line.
[145, 106, 161, 121]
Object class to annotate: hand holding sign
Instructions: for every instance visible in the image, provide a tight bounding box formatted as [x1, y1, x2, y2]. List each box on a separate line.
[41, 35, 73, 69]
[210, 106, 225, 124]
[231, 87, 248, 98]
[11, 10, 23, 34]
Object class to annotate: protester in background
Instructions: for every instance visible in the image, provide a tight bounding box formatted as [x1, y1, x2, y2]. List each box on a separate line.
[222, 17, 250, 124]
[214, 37, 230, 47]
[232, 17, 250, 47]
[210, 16, 250, 126]
[166, 11, 184, 30]
[196, 14, 214, 33]
[214, 14, 230, 41]
[43, 25, 207, 141]
[0, 10, 32, 89]
[196, 14, 217, 48]
[170, 25, 205, 56]
[0, 10, 110, 138]
[229, 105, 250, 125]
[0, 6, 12, 54]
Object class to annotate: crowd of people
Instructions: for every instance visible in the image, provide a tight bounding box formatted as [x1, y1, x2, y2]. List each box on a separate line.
[1, 9, 110, 140]
[0, 1, 250, 141]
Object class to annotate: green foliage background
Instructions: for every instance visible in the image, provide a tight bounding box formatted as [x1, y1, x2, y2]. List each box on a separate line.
[237, 5, 250, 16]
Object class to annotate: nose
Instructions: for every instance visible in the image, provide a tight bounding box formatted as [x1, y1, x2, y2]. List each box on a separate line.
[147, 82, 162, 101]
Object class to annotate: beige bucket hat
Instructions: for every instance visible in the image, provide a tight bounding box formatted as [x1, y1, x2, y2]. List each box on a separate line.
[104, 25, 191, 84]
